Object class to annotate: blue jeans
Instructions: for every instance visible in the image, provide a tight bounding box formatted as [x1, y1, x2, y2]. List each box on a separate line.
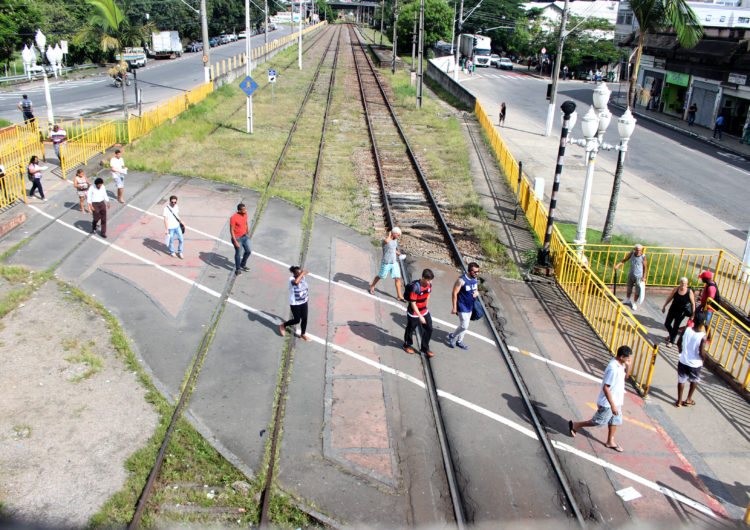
[168, 228, 183, 254]
[233, 234, 251, 270]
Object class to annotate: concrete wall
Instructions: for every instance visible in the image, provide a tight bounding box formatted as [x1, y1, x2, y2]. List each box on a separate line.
[426, 57, 476, 109]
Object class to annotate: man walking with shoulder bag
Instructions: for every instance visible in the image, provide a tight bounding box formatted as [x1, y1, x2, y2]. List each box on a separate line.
[163, 195, 184, 259]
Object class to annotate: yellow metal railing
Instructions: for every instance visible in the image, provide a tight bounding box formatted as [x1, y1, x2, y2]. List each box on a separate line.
[0, 120, 42, 208]
[476, 100, 659, 396]
[705, 298, 750, 391]
[60, 120, 125, 180]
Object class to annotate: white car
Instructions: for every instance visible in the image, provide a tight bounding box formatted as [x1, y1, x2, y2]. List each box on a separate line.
[238, 30, 248, 39]
[496, 58, 514, 70]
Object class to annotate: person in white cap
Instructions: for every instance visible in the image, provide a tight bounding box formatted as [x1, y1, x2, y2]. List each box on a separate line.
[613, 244, 647, 310]
[369, 227, 405, 301]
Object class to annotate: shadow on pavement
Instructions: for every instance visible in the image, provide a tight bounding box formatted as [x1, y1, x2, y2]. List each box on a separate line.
[72, 219, 92, 233]
[346, 319, 403, 350]
[333, 272, 370, 291]
[143, 237, 168, 256]
[198, 251, 234, 271]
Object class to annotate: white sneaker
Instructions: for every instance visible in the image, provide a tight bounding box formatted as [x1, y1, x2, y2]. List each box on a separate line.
[631, 303, 637, 311]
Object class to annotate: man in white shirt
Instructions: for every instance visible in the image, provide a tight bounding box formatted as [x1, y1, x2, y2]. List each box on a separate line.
[86, 177, 110, 238]
[569, 345, 633, 452]
[110, 149, 127, 203]
[50, 125, 67, 161]
[163, 195, 183, 259]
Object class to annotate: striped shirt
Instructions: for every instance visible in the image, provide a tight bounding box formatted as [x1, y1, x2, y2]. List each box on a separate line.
[407, 280, 431, 317]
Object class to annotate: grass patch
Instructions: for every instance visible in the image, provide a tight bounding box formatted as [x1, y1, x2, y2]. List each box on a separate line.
[64, 345, 104, 382]
[424, 75, 472, 112]
[0, 265, 50, 319]
[0, 118, 12, 128]
[555, 222, 644, 247]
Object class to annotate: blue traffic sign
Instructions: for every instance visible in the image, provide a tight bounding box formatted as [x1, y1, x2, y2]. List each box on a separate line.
[269, 69, 276, 76]
[239, 76, 259, 96]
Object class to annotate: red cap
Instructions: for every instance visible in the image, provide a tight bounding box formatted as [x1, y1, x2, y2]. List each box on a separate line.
[699, 271, 713, 280]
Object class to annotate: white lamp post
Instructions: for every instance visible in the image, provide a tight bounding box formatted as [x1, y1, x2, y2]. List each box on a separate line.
[33, 29, 55, 127]
[601, 107, 637, 241]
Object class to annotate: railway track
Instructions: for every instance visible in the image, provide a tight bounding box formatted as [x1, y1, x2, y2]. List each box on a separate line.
[347, 25, 586, 526]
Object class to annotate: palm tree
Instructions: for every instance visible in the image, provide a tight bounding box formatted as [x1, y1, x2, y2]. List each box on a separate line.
[78, 0, 148, 120]
[627, 0, 702, 108]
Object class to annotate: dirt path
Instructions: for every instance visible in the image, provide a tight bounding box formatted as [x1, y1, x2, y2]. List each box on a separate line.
[0, 279, 158, 527]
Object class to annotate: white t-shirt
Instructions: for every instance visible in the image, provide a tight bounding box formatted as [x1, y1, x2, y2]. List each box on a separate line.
[680, 327, 706, 368]
[597, 358, 626, 408]
[163, 204, 180, 230]
[288, 276, 309, 306]
[50, 129, 67, 144]
[110, 156, 125, 177]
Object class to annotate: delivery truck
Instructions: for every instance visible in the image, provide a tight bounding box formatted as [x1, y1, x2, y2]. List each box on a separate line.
[459, 34, 492, 67]
[151, 31, 183, 58]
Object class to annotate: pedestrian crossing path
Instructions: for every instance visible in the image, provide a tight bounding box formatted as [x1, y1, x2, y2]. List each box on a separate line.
[481, 72, 544, 81]
[0, 78, 108, 100]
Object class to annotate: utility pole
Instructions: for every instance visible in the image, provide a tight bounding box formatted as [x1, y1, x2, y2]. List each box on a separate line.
[380, 0, 384, 45]
[392, 0, 399, 74]
[544, 0, 569, 136]
[450, 1, 456, 54]
[245, 0, 253, 133]
[453, 0, 464, 80]
[298, 0, 303, 69]
[411, 11, 417, 71]
[264, 0, 269, 46]
[200, 0, 210, 83]
[416, 0, 424, 108]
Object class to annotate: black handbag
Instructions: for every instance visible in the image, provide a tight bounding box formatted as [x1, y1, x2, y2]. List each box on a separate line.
[167, 205, 186, 234]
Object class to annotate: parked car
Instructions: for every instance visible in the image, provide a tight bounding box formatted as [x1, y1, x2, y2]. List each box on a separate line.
[227, 33, 238, 42]
[238, 30, 248, 39]
[209, 37, 220, 47]
[496, 57, 514, 70]
[186, 41, 203, 52]
[489, 54, 501, 67]
[218, 35, 230, 44]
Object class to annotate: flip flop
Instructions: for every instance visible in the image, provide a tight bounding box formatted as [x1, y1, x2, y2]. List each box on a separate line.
[368, 288, 375, 294]
[673, 401, 682, 408]
[683, 400, 696, 407]
[606, 444, 624, 453]
[568, 420, 576, 438]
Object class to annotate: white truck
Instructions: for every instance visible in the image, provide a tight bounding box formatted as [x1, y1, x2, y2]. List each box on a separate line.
[459, 34, 492, 67]
[151, 31, 183, 58]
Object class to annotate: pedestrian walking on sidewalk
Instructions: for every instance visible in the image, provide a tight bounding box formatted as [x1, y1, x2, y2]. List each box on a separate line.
[27, 155, 45, 201]
[50, 125, 67, 161]
[613, 244, 647, 310]
[403, 269, 435, 357]
[697, 270, 719, 326]
[86, 177, 110, 238]
[675, 312, 707, 407]
[742, 120, 750, 144]
[687, 103, 697, 126]
[74, 169, 90, 213]
[369, 227, 405, 301]
[562, 65, 568, 80]
[230, 203, 251, 276]
[569, 345, 633, 452]
[713, 115, 724, 140]
[18, 95, 34, 122]
[662, 277, 695, 344]
[279, 265, 311, 341]
[499, 102, 506, 127]
[448, 262, 480, 350]
[110, 149, 127, 203]
[163, 195, 184, 259]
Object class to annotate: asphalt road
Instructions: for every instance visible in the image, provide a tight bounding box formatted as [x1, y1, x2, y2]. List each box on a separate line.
[465, 68, 750, 234]
[0, 26, 297, 123]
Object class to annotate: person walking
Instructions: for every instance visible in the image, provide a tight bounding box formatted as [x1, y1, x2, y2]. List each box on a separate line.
[163, 195, 184, 259]
[50, 124, 67, 161]
[368, 227, 405, 301]
[230, 203, 251, 276]
[0, 159, 6, 204]
[448, 262, 480, 350]
[279, 265, 311, 341]
[568, 345, 633, 452]
[713, 115, 724, 140]
[697, 270, 719, 326]
[499, 102, 506, 127]
[110, 149, 127, 203]
[675, 312, 707, 407]
[661, 277, 695, 345]
[73, 169, 90, 213]
[562, 65, 568, 80]
[27, 155, 45, 201]
[742, 120, 750, 144]
[86, 177, 110, 238]
[403, 268, 435, 357]
[687, 103, 697, 126]
[613, 244, 647, 310]
[18, 95, 34, 122]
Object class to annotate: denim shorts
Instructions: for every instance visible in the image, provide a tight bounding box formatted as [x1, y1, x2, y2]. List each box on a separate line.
[378, 262, 401, 279]
[590, 405, 622, 427]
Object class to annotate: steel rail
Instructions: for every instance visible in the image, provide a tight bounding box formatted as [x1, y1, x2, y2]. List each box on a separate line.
[258, 25, 342, 528]
[349, 24, 467, 528]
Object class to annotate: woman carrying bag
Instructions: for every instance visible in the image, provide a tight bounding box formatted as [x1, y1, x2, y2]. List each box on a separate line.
[662, 277, 695, 345]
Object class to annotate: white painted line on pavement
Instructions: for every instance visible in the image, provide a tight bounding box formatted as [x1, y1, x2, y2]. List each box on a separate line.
[30, 203, 722, 519]
[128, 202, 599, 383]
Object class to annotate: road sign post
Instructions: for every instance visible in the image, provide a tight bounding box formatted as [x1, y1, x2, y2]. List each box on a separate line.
[239, 75, 259, 133]
[268, 69, 276, 105]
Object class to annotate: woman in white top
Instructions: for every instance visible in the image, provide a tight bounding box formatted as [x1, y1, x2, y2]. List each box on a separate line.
[73, 169, 91, 213]
[279, 265, 311, 341]
[27, 155, 45, 201]
[675, 311, 707, 407]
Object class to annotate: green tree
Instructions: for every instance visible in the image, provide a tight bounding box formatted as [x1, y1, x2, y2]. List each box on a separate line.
[627, 0, 702, 106]
[550, 16, 626, 69]
[395, 0, 452, 53]
[78, 0, 149, 120]
[0, 0, 42, 67]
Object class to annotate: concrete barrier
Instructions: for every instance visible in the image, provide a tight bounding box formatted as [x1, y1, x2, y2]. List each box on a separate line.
[426, 57, 475, 109]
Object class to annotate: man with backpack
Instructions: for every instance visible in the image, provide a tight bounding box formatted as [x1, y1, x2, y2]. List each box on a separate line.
[697, 271, 720, 326]
[403, 269, 435, 357]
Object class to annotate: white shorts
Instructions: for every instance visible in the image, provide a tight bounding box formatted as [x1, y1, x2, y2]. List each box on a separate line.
[112, 173, 124, 189]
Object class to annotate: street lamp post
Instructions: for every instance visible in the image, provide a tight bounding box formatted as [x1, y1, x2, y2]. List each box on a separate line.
[22, 30, 57, 127]
[601, 108, 637, 242]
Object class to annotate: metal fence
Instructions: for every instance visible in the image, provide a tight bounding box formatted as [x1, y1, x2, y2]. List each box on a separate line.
[705, 298, 750, 391]
[476, 100, 659, 396]
[0, 120, 43, 208]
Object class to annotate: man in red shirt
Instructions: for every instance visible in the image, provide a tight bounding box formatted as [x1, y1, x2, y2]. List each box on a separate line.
[230, 203, 251, 276]
[697, 270, 718, 326]
[403, 268, 435, 357]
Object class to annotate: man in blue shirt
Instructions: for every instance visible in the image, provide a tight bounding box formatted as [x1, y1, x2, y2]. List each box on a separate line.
[448, 262, 479, 350]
